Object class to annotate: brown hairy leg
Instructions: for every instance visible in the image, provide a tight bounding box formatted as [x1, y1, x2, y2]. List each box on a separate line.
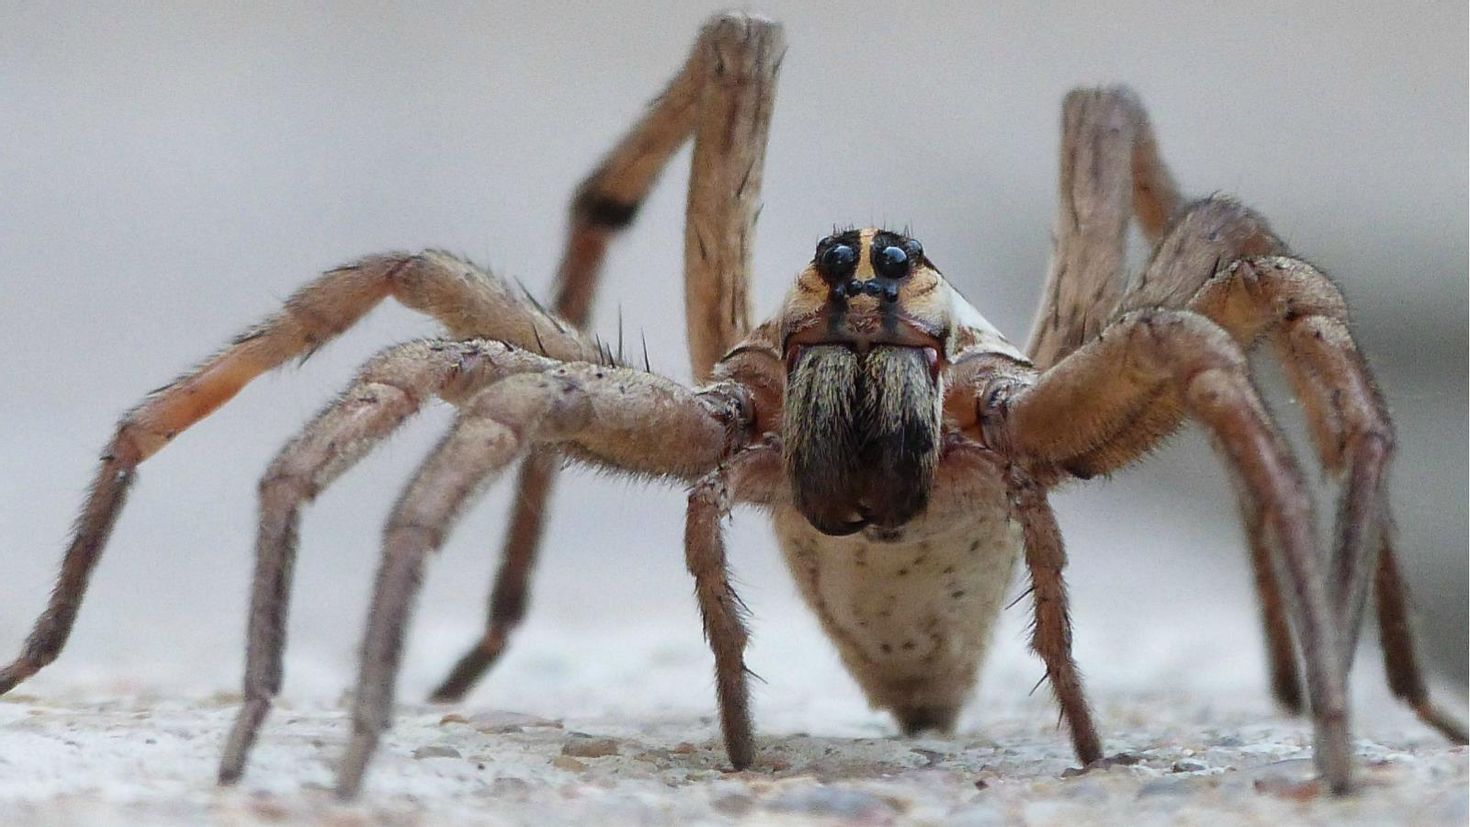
[429, 11, 784, 703]
[1021, 89, 1309, 715]
[1111, 198, 1464, 742]
[683, 439, 782, 770]
[1004, 309, 1353, 793]
[0, 251, 593, 697]
[195, 333, 740, 793]
[1022, 83, 1463, 748]
[1025, 86, 1182, 371]
[334, 367, 750, 798]
[1005, 466, 1103, 766]
[217, 339, 565, 783]
[1374, 527, 1470, 743]
[425, 449, 557, 702]
[1241, 493, 1305, 713]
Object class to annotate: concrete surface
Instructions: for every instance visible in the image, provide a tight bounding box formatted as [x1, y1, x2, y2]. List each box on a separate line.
[0, 619, 1464, 826]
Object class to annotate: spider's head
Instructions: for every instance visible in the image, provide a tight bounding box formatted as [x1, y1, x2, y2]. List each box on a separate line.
[777, 228, 955, 537]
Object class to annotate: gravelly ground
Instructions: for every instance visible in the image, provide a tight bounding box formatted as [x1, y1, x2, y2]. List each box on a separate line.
[1, 662, 1463, 826]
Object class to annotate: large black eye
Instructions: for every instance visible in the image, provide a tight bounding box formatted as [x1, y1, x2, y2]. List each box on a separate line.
[873, 244, 909, 280]
[818, 243, 857, 279]
[903, 238, 924, 262]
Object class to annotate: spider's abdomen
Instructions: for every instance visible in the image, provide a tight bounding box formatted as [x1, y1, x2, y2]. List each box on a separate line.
[771, 456, 1020, 733]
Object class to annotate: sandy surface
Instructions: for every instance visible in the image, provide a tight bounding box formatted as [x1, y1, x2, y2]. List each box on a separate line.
[1, 623, 1463, 827]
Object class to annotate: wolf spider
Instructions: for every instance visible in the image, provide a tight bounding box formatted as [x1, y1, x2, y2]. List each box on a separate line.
[1, 11, 1462, 800]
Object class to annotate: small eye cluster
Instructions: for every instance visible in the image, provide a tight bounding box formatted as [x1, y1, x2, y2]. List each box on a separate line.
[814, 231, 925, 303]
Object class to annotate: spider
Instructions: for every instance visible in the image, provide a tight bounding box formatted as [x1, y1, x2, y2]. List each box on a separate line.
[1, 11, 1462, 800]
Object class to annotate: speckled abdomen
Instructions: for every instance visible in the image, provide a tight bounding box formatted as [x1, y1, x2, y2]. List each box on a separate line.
[772, 462, 1021, 733]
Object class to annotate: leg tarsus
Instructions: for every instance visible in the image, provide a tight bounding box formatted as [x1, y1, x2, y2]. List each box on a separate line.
[1374, 533, 1469, 743]
[1242, 496, 1306, 714]
[336, 730, 379, 801]
[218, 696, 273, 785]
[218, 476, 305, 782]
[427, 449, 554, 703]
[1009, 473, 1103, 766]
[683, 445, 778, 771]
[336, 525, 439, 800]
[686, 476, 755, 770]
[427, 637, 502, 704]
[1414, 703, 1469, 745]
[0, 459, 136, 695]
[1063, 751, 1142, 778]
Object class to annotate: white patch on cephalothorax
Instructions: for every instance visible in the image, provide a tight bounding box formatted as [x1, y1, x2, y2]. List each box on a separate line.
[946, 282, 1029, 362]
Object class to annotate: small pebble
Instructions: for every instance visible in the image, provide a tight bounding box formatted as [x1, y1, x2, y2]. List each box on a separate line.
[911, 748, 943, 767]
[412, 744, 461, 760]
[551, 755, 587, 772]
[1172, 759, 1207, 773]
[469, 710, 561, 734]
[1248, 758, 1322, 801]
[561, 735, 619, 758]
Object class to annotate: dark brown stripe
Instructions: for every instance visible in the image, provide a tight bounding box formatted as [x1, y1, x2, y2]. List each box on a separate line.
[575, 192, 642, 228]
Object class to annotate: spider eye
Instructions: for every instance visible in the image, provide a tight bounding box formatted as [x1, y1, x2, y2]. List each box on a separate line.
[818, 243, 857, 278]
[903, 238, 924, 262]
[873, 245, 909, 280]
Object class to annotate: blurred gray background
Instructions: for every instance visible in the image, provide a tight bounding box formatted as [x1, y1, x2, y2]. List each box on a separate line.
[0, 0, 1463, 725]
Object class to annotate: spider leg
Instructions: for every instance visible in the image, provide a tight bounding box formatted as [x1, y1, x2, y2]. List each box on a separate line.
[424, 448, 554, 702]
[1102, 198, 1464, 742]
[1374, 526, 1470, 743]
[1193, 251, 1466, 742]
[1005, 466, 1103, 766]
[683, 440, 782, 770]
[0, 252, 591, 696]
[1002, 309, 1353, 793]
[680, 13, 782, 378]
[1242, 495, 1305, 713]
[334, 366, 751, 798]
[1048, 198, 1301, 712]
[216, 338, 561, 784]
[1020, 89, 1306, 716]
[1025, 86, 1182, 371]
[428, 11, 784, 703]
[1020, 85, 1464, 746]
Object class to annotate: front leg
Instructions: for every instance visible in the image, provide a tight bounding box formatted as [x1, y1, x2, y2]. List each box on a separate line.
[335, 365, 751, 798]
[995, 309, 1352, 794]
[1004, 463, 1102, 767]
[683, 439, 782, 769]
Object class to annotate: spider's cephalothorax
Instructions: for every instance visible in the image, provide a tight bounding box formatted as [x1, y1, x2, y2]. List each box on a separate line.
[2, 11, 1463, 801]
[781, 229, 949, 535]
